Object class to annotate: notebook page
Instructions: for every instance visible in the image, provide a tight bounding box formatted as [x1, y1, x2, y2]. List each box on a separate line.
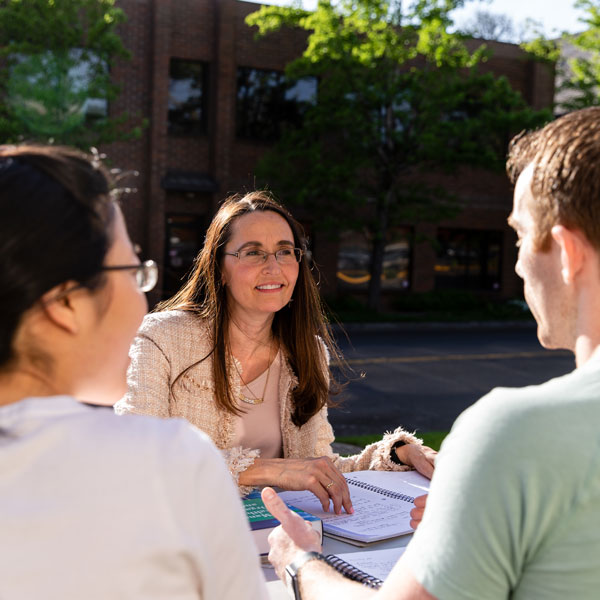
[278, 476, 416, 543]
[345, 470, 431, 494]
[334, 546, 406, 581]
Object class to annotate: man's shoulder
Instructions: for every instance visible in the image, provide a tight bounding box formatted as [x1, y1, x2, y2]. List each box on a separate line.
[477, 361, 600, 421]
[445, 363, 600, 465]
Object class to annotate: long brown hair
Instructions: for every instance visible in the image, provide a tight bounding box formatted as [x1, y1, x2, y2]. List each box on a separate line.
[157, 191, 344, 426]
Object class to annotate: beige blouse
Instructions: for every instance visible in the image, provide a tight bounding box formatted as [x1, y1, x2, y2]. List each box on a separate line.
[231, 350, 283, 459]
[115, 310, 423, 495]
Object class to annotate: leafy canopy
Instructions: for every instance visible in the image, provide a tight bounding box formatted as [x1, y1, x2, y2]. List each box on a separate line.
[246, 0, 551, 309]
[0, 0, 142, 147]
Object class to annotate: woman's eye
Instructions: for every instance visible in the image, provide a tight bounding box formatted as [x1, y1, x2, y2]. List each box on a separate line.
[278, 248, 293, 256]
[244, 249, 262, 256]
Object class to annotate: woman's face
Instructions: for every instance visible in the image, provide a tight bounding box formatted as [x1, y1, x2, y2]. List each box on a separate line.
[74, 206, 148, 404]
[221, 210, 300, 322]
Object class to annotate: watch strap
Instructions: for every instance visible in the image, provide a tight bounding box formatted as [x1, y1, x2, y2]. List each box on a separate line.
[285, 551, 324, 600]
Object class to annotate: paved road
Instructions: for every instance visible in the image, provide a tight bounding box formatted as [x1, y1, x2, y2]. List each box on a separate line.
[328, 323, 575, 436]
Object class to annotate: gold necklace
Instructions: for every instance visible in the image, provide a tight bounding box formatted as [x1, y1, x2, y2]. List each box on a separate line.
[234, 346, 273, 405]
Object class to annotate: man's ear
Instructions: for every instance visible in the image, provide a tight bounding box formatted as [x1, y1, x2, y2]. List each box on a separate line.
[551, 225, 585, 284]
[40, 282, 80, 335]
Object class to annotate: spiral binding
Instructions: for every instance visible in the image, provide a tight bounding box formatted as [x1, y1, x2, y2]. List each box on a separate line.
[346, 477, 415, 503]
[325, 554, 384, 588]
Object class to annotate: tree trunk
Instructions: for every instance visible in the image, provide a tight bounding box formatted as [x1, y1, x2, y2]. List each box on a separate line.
[367, 189, 392, 312]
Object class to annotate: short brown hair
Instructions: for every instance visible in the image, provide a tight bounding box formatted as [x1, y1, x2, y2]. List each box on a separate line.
[507, 107, 600, 251]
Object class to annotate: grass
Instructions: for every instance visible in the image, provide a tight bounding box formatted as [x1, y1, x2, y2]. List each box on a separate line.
[336, 431, 449, 452]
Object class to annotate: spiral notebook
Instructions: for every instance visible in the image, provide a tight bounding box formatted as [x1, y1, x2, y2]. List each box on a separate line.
[278, 470, 430, 545]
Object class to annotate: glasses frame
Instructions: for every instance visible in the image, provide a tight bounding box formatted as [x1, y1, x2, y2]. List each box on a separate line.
[101, 259, 158, 292]
[223, 247, 303, 266]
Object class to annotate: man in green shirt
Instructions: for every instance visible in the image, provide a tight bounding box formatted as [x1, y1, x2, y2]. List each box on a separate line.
[262, 107, 600, 599]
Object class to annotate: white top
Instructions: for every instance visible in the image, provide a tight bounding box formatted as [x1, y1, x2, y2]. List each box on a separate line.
[232, 350, 283, 459]
[0, 395, 268, 600]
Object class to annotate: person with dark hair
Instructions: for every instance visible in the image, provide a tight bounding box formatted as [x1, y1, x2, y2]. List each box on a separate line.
[116, 191, 436, 514]
[260, 107, 600, 599]
[0, 145, 268, 599]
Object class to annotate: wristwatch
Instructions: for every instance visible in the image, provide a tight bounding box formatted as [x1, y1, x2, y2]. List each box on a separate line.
[285, 551, 327, 600]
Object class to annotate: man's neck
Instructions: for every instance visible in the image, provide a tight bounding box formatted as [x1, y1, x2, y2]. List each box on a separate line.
[574, 337, 600, 368]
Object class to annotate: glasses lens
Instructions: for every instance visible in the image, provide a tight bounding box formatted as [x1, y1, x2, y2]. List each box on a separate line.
[240, 250, 266, 265]
[276, 248, 302, 264]
[137, 260, 158, 292]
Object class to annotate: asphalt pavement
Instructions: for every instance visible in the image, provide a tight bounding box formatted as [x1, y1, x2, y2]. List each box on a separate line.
[328, 321, 575, 437]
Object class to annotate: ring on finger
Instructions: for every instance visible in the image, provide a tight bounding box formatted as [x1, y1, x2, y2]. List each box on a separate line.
[326, 480, 335, 489]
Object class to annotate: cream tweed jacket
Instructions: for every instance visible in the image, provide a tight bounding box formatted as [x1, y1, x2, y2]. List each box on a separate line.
[115, 310, 422, 494]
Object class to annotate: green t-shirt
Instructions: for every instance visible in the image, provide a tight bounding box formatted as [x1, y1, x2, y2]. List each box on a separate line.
[403, 356, 600, 599]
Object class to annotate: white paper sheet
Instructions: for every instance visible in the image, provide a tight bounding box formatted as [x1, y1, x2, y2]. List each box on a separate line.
[332, 546, 407, 581]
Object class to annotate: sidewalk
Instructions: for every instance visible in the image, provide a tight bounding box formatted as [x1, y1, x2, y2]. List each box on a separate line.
[332, 319, 536, 334]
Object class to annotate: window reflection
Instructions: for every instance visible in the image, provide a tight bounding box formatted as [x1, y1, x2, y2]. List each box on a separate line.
[236, 67, 316, 141]
[168, 59, 208, 135]
[435, 228, 502, 291]
[336, 229, 411, 290]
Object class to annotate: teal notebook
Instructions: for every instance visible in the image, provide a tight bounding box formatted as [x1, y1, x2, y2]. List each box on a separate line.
[243, 495, 322, 555]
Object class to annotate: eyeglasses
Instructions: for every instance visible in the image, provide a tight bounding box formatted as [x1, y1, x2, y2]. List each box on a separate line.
[101, 260, 158, 292]
[224, 248, 303, 266]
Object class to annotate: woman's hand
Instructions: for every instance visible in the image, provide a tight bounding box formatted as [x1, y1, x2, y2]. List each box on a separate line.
[395, 444, 437, 479]
[239, 457, 353, 515]
[410, 494, 428, 529]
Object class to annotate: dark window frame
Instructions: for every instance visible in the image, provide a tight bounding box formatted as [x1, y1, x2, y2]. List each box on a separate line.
[168, 58, 209, 136]
[236, 66, 317, 141]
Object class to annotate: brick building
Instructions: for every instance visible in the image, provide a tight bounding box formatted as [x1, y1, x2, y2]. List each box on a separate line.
[106, 0, 555, 306]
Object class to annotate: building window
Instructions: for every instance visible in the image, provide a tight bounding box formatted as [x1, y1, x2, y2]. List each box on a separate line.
[163, 214, 207, 299]
[337, 228, 412, 290]
[435, 228, 502, 291]
[236, 67, 316, 141]
[168, 59, 208, 135]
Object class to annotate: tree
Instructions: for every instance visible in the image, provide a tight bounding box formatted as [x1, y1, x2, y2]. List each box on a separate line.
[556, 0, 600, 111]
[0, 0, 142, 148]
[246, 0, 550, 310]
[460, 10, 516, 42]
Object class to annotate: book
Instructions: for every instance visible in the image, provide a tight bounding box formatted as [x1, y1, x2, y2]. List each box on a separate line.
[278, 470, 430, 545]
[243, 496, 323, 556]
[333, 546, 406, 582]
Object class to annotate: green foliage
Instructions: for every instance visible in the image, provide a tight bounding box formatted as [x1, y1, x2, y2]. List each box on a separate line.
[523, 1, 600, 112]
[336, 431, 449, 451]
[246, 0, 550, 311]
[559, 0, 600, 110]
[0, 0, 142, 147]
[324, 291, 532, 323]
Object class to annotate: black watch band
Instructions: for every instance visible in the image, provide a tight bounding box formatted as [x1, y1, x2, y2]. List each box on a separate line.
[285, 551, 325, 600]
[390, 440, 407, 465]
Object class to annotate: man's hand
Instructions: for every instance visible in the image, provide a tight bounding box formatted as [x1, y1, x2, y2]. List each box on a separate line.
[395, 445, 437, 479]
[262, 487, 322, 580]
[410, 494, 428, 530]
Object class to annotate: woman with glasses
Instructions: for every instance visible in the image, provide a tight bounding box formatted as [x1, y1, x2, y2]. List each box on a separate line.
[117, 191, 436, 514]
[0, 145, 267, 599]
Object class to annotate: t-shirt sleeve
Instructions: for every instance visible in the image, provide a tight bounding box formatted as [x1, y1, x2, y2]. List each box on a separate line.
[401, 388, 537, 600]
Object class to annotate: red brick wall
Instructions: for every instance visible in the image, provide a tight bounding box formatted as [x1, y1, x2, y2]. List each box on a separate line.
[104, 0, 554, 303]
